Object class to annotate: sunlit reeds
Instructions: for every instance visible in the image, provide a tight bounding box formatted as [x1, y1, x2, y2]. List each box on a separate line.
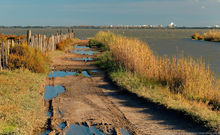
[192, 30, 220, 42]
[95, 31, 219, 108]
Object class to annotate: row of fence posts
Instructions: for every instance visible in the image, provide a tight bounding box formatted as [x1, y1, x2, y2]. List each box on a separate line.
[0, 30, 75, 70]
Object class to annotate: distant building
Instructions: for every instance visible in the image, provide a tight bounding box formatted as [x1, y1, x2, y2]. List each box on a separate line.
[214, 25, 220, 28]
[168, 22, 176, 28]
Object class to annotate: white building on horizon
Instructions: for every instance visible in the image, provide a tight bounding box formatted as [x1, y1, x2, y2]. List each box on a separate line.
[169, 22, 176, 28]
[214, 25, 220, 28]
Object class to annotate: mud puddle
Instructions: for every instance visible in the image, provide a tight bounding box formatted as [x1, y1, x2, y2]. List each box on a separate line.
[82, 71, 91, 77]
[65, 124, 105, 135]
[59, 122, 67, 130]
[70, 57, 94, 62]
[120, 129, 131, 135]
[90, 69, 100, 73]
[44, 85, 65, 100]
[48, 71, 77, 78]
[39, 130, 52, 135]
[73, 44, 99, 55]
[75, 44, 90, 49]
[64, 124, 131, 135]
[72, 50, 99, 55]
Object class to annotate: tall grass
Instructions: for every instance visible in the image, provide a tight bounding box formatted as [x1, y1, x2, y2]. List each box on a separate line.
[94, 31, 219, 108]
[192, 30, 220, 42]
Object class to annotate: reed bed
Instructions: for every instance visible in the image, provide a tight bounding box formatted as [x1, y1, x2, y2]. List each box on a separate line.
[95, 31, 219, 109]
[192, 30, 220, 42]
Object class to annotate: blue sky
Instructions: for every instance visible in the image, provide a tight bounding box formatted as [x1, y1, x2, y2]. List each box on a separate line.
[0, 0, 220, 26]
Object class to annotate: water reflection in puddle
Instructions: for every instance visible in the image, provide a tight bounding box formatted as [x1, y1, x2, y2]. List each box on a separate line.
[48, 71, 77, 78]
[70, 58, 93, 62]
[44, 85, 65, 100]
[47, 111, 52, 117]
[75, 45, 90, 49]
[72, 50, 99, 55]
[39, 130, 52, 135]
[59, 122, 67, 130]
[82, 71, 91, 77]
[120, 129, 131, 135]
[65, 124, 105, 135]
[90, 69, 100, 73]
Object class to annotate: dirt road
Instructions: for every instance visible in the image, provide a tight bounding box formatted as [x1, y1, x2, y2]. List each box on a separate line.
[46, 40, 208, 135]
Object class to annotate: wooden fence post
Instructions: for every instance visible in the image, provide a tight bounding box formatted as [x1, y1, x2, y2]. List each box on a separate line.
[43, 35, 46, 52]
[1, 41, 4, 68]
[51, 35, 55, 51]
[27, 30, 31, 45]
[31, 36, 34, 47]
[0, 42, 2, 71]
[40, 35, 43, 52]
[10, 40, 14, 53]
[5, 40, 9, 66]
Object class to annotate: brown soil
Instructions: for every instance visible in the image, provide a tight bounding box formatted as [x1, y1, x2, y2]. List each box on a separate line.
[46, 40, 209, 135]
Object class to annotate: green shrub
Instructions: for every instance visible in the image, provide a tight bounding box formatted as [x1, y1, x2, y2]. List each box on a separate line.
[89, 39, 107, 50]
[7, 45, 50, 73]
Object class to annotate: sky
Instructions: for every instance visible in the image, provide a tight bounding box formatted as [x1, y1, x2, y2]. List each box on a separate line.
[0, 0, 220, 27]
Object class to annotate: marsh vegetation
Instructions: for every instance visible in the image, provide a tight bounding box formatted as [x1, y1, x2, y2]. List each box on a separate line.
[93, 31, 220, 132]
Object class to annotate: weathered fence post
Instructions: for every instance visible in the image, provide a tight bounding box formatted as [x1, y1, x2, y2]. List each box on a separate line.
[43, 35, 46, 52]
[0, 42, 2, 71]
[1, 41, 4, 68]
[10, 40, 14, 53]
[27, 30, 31, 45]
[51, 35, 55, 51]
[5, 40, 9, 66]
[31, 36, 34, 47]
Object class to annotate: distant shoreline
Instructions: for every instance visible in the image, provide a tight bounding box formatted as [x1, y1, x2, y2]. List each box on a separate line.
[1, 26, 220, 29]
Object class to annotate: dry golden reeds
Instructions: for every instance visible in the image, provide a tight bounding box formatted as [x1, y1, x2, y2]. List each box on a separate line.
[95, 31, 219, 108]
[192, 30, 220, 42]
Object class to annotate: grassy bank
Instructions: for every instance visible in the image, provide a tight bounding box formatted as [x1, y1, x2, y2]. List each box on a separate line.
[0, 44, 49, 134]
[192, 30, 220, 42]
[93, 31, 220, 132]
[0, 69, 47, 134]
[0, 37, 79, 134]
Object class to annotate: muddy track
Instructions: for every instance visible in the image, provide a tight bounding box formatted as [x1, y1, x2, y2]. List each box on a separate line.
[45, 40, 209, 135]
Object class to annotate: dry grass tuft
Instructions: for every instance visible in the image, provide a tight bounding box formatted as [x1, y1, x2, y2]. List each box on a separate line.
[56, 38, 80, 51]
[7, 45, 50, 73]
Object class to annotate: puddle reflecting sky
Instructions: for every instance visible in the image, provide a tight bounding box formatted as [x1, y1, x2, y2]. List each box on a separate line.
[75, 45, 90, 49]
[39, 129, 52, 135]
[120, 129, 131, 135]
[82, 71, 91, 77]
[65, 124, 105, 135]
[59, 122, 67, 130]
[72, 50, 99, 55]
[48, 71, 77, 78]
[70, 58, 93, 62]
[44, 85, 65, 100]
[90, 69, 100, 73]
